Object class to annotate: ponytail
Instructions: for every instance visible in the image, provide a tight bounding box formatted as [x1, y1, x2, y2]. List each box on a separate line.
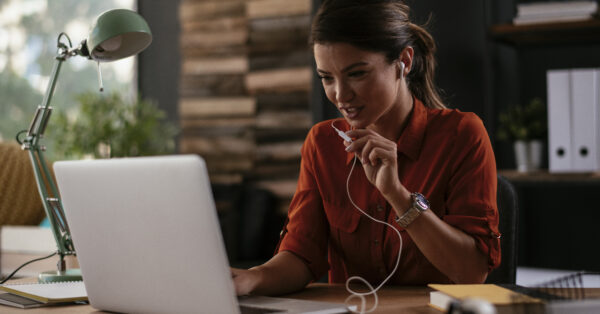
[407, 22, 445, 109]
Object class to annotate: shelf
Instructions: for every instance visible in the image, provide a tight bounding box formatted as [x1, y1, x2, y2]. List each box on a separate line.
[490, 19, 600, 46]
[499, 169, 600, 184]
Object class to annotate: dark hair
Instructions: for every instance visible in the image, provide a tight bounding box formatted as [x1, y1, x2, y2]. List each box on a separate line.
[311, 0, 445, 109]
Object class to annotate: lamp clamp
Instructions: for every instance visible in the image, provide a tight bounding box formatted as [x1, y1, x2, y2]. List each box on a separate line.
[77, 39, 91, 58]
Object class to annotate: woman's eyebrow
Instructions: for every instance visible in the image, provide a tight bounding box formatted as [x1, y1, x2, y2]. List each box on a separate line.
[316, 62, 369, 75]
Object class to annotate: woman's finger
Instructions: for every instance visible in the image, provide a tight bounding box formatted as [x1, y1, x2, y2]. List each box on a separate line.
[361, 137, 395, 163]
[369, 146, 396, 166]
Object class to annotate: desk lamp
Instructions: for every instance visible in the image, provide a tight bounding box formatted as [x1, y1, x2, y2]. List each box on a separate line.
[17, 9, 152, 283]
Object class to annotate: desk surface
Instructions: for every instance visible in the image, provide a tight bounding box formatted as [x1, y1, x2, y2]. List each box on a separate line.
[0, 283, 437, 314]
[285, 284, 436, 314]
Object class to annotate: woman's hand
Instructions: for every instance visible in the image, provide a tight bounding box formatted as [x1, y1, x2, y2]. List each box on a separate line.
[345, 129, 404, 198]
[231, 267, 260, 296]
[231, 252, 313, 296]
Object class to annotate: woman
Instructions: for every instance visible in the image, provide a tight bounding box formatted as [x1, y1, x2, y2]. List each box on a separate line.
[233, 0, 500, 296]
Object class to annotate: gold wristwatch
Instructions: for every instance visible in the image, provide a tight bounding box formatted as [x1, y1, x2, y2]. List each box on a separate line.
[395, 192, 429, 228]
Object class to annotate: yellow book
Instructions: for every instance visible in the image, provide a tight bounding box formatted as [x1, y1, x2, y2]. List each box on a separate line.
[428, 284, 544, 313]
[0, 281, 87, 304]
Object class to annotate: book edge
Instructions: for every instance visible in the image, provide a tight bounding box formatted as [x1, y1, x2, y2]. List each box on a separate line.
[0, 286, 49, 303]
[0, 292, 44, 309]
[427, 284, 541, 305]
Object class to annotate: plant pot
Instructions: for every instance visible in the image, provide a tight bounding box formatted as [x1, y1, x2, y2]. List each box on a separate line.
[514, 141, 529, 172]
[514, 140, 543, 172]
[528, 140, 543, 171]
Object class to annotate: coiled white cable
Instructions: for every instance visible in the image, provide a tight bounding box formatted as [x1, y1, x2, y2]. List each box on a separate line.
[343, 153, 403, 314]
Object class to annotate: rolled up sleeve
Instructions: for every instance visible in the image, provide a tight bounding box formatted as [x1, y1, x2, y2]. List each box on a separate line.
[444, 114, 501, 271]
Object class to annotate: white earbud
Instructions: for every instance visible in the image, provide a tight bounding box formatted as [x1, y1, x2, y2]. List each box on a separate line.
[399, 61, 406, 78]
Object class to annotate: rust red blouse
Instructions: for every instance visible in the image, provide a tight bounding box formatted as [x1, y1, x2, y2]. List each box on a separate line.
[276, 99, 500, 285]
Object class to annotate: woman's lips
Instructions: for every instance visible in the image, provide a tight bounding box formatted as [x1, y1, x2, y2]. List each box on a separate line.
[341, 106, 361, 119]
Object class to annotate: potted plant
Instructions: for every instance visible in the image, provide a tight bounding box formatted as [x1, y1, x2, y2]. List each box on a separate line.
[49, 92, 178, 160]
[497, 98, 547, 172]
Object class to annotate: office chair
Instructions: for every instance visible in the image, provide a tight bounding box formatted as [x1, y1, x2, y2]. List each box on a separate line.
[215, 185, 283, 268]
[0, 142, 46, 226]
[485, 174, 519, 284]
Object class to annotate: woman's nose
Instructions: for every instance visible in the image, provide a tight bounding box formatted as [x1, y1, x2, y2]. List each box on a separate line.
[335, 81, 353, 104]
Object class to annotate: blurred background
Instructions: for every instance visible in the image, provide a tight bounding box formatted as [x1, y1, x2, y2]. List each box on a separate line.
[1, 0, 599, 283]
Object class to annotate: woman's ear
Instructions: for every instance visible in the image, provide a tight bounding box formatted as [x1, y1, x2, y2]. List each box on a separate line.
[398, 46, 414, 76]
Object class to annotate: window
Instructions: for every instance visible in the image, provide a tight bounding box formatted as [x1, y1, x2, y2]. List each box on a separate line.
[0, 0, 136, 152]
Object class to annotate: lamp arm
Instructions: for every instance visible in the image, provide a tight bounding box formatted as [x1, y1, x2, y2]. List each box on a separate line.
[27, 148, 75, 257]
[21, 42, 77, 272]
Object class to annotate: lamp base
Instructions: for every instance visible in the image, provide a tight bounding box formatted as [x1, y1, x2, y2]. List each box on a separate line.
[38, 268, 82, 283]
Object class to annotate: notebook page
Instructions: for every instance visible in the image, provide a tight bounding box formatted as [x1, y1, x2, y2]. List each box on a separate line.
[0, 281, 87, 303]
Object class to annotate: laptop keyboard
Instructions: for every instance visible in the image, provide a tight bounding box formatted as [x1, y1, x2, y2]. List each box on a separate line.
[239, 305, 285, 314]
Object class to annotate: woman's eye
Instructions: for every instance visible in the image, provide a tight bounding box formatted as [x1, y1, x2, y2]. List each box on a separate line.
[319, 75, 333, 83]
[349, 71, 366, 78]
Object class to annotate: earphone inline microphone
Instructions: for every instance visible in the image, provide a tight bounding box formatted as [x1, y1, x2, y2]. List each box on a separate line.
[331, 123, 353, 143]
[331, 121, 403, 314]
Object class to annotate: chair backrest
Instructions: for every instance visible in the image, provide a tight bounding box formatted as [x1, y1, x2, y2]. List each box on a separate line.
[0, 142, 46, 226]
[485, 174, 518, 284]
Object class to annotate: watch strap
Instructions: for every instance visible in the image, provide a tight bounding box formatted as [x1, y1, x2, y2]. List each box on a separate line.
[395, 192, 428, 228]
[395, 206, 421, 228]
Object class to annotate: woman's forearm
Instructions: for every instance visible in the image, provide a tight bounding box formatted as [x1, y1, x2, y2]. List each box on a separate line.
[385, 187, 488, 283]
[247, 251, 314, 296]
[404, 210, 489, 283]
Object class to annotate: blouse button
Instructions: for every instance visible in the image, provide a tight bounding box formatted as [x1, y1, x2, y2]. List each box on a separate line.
[376, 205, 384, 212]
[374, 239, 380, 245]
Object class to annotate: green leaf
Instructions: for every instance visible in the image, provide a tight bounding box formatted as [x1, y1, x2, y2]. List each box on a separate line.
[496, 97, 547, 142]
[48, 91, 179, 160]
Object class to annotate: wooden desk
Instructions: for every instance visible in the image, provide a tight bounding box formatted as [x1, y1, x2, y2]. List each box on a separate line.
[283, 284, 436, 314]
[0, 283, 438, 314]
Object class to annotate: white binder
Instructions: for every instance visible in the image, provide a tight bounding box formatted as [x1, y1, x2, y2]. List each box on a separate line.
[547, 69, 573, 172]
[570, 69, 599, 172]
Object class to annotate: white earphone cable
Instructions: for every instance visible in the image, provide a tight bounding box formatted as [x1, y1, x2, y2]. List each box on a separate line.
[343, 155, 403, 314]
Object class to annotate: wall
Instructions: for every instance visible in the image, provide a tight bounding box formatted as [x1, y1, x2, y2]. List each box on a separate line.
[177, 0, 313, 216]
[138, 0, 181, 126]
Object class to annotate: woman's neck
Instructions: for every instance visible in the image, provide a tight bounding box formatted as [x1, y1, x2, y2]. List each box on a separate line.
[369, 92, 414, 142]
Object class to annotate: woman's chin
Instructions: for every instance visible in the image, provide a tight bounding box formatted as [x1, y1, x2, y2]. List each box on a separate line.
[344, 118, 369, 130]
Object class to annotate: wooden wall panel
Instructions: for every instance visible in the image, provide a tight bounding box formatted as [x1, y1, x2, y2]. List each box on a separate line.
[179, 0, 312, 213]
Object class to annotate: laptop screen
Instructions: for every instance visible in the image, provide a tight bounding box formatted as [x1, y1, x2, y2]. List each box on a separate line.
[55, 155, 240, 313]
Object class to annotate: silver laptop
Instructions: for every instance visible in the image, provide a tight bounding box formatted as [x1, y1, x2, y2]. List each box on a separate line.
[54, 155, 353, 314]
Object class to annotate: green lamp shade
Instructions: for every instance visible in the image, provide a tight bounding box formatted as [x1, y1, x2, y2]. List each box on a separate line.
[87, 9, 152, 62]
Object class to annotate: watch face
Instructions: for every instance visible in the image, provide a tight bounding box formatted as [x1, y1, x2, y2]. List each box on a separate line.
[414, 193, 429, 210]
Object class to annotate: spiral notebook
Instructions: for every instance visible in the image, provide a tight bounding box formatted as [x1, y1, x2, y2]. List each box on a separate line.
[0, 280, 87, 307]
